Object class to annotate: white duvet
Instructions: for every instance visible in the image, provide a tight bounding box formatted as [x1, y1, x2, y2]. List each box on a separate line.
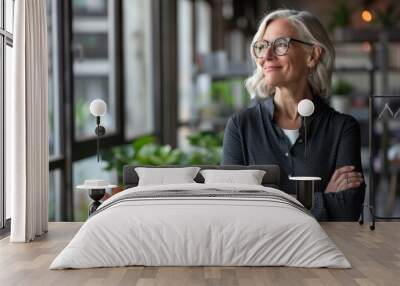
[50, 183, 351, 269]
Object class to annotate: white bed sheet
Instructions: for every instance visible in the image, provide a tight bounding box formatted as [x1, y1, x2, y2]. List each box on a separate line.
[50, 183, 351, 269]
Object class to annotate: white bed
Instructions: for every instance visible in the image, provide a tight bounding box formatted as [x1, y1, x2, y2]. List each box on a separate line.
[50, 183, 351, 269]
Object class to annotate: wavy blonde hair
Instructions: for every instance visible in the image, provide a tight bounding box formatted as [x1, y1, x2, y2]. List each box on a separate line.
[245, 9, 335, 98]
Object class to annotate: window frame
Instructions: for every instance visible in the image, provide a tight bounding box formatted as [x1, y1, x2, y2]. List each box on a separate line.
[48, 0, 128, 221]
[1, 0, 177, 225]
[0, 0, 14, 234]
[49, 0, 168, 221]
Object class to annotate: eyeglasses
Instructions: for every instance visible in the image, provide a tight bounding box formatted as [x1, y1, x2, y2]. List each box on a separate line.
[253, 37, 313, 58]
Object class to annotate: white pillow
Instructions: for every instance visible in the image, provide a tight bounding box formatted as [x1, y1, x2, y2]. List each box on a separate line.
[200, 169, 266, 185]
[135, 167, 201, 186]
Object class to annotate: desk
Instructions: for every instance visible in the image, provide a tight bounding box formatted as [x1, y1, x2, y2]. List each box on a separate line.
[1, 222, 399, 285]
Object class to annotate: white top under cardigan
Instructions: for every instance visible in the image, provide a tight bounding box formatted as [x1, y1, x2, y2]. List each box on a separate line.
[281, 128, 300, 146]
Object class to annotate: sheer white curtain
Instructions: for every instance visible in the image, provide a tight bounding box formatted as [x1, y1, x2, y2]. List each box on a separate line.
[6, 0, 49, 242]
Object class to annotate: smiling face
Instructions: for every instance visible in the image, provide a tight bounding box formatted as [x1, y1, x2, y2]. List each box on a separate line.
[257, 18, 312, 90]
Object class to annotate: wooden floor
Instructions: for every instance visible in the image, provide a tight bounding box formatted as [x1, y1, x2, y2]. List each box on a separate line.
[0, 222, 399, 286]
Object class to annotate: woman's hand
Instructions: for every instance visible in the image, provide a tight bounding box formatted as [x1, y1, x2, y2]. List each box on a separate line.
[325, 165, 364, 193]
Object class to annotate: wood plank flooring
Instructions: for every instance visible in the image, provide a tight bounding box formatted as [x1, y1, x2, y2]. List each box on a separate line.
[0, 222, 399, 286]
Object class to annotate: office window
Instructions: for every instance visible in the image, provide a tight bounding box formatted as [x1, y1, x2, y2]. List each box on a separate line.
[0, 47, 3, 228]
[4, 44, 11, 220]
[73, 0, 107, 16]
[1, 0, 14, 229]
[72, 0, 117, 140]
[177, 0, 212, 150]
[178, 0, 195, 124]
[45, 0, 159, 221]
[0, 1, 3, 230]
[122, 0, 154, 139]
[48, 0, 61, 157]
[49, 170, 62, 221]
[5, 0, 13, 33]
[177, 0, 197, 150]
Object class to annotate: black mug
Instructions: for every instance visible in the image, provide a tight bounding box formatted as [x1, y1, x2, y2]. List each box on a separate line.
[289, 176, 321, 210]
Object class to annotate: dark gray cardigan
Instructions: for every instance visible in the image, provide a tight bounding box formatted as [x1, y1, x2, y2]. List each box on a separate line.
[222, 95, 365, 221]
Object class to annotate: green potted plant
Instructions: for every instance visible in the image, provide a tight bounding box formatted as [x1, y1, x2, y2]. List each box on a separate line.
[201, 81, 236, 120]
[181, 131, 223, 165]
[328, 0, 354, 41]
[102, 132, 224, 186]
[329, 0, 351, 31]
[102, 135, 183, 185]
[374, 2, 399, 28]
[330, 78, 354, 114]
